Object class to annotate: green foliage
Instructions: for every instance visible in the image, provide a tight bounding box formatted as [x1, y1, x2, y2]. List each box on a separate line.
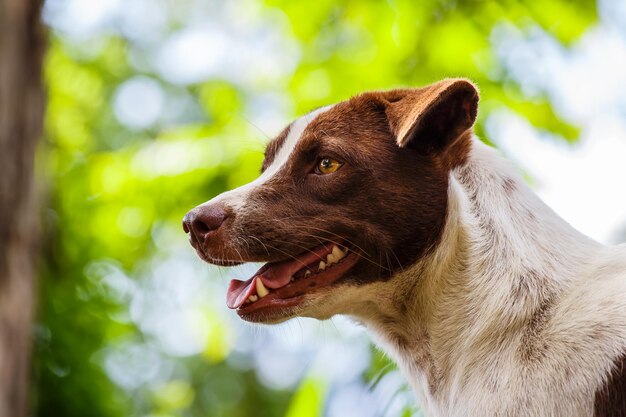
[285, 378, 327, 417]
[267, 0, 594, 140]
[35, 1, 597, 416]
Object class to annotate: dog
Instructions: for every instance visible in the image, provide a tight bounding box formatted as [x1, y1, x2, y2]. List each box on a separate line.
[183, 79, 626, 417]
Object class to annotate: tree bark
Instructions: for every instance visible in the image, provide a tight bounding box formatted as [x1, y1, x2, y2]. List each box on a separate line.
[0, 0, 45, 416]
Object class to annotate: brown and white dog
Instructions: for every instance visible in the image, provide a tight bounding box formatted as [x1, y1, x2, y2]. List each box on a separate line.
[183, 79, 626, 417]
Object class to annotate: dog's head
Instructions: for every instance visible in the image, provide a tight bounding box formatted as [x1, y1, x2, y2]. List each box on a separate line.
[183, 79, 478, 323]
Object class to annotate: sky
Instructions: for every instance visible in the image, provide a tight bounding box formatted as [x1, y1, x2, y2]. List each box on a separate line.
[488, 1, 626, 243]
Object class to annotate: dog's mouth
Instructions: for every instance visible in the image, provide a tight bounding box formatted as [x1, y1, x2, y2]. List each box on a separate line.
[227, 242, 359, 320]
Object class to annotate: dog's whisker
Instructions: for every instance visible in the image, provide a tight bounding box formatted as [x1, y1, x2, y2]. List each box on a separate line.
[283, 224, 371, 258]
[247, 237, 312, 270]
[273, 233, 391, 272]
[247, 235, 271, 257]
[237, 113, 272, 141]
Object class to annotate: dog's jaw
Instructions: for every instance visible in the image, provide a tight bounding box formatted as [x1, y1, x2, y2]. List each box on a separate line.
[229, 244, 362, 322]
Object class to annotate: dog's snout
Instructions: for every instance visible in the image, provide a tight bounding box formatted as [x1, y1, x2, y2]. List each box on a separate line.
[183, 204, 228, 244]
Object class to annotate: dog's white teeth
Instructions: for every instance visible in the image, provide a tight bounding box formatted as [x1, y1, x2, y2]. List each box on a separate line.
[248, 294, 258, 303]
[318, 261, 326, 271]
[325, 245, 346, 266]
[304, 270, 311, 278]
[256, 279, 270, 298]
[332, 245, 346, 260]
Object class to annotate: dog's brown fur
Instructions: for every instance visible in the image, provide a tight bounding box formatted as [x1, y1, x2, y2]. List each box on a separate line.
[184, 79, 626, 417]
[595, 352, 626, 416]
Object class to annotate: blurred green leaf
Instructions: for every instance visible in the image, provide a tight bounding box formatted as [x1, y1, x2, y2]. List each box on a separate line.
[284, 377, 327, 417]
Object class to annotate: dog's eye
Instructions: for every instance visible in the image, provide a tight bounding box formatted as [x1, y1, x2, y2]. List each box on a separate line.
[315, 157, 343, 175]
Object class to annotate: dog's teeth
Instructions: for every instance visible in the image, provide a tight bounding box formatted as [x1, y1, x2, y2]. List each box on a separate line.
[319, 261, 326, 271]
[325, 246, 345, 266]
[248, 294, 258, 303]
[304, 270, 311, 278]
[256, 279, 270, 298]
[332, 245, 346, 260]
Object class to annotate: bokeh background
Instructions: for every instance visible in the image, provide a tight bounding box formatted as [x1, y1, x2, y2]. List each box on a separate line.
[35, 0, 626, 416]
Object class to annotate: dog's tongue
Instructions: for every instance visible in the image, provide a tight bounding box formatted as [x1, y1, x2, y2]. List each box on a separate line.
[226, 243, 334, 309]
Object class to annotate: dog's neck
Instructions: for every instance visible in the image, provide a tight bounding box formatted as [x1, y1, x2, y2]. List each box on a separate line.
[351, 138, 602, 414]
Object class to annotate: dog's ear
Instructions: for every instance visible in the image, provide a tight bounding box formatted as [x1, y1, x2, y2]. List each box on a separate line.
[383, 79, 479, 154]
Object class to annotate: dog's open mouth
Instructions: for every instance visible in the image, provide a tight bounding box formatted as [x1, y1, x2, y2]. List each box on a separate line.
[227, 242, 359, 317]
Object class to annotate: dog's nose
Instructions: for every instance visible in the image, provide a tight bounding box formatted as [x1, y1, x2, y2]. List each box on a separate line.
[182, 204, 227, 244]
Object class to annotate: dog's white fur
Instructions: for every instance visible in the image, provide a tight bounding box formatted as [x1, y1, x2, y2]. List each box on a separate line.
[300, 138, 626, 417]
[203, 103, 626, 415]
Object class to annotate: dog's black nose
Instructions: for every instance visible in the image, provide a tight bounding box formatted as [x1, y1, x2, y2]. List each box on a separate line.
[183, 204, 227, 244]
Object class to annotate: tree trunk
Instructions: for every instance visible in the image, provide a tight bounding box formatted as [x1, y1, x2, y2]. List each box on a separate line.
[0, 0, 45, 416]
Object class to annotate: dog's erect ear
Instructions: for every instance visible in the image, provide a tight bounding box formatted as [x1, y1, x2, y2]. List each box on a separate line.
[383, 79, 479, 153]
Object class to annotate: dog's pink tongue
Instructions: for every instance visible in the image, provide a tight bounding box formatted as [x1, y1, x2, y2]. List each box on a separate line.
[226, 277, 258, 309]
[226, 243, 334, 309]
